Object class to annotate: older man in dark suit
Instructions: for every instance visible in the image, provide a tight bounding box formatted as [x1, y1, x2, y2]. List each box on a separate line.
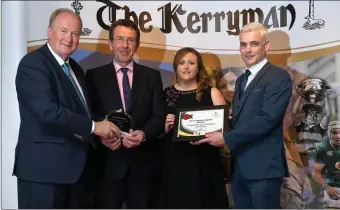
[85, 19, 165, 208]
[14, 8, 120, 209]
[195, 22, 292, 208]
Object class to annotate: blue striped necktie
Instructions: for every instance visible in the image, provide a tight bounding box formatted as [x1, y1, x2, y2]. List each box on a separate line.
[121, 68, 131, 112]
[62, 63, 91, 118]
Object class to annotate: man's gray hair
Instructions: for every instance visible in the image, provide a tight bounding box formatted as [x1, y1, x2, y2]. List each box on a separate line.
[49, 8, 83, 31]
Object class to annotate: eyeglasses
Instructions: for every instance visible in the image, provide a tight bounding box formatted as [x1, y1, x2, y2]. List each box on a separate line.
[113, 36, 137, 45]
[240, 41, 267, 48]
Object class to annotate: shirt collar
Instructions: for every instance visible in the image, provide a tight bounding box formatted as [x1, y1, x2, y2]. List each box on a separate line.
[247, 58, 268, 76]
[47, 43, 69, 66]
[113, 60, 134, 73]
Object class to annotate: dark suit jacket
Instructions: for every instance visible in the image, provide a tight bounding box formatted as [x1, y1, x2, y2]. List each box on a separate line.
[14, 44, 92, 184]
[85, 62, 165, 181]
[224, 62, 291, 180]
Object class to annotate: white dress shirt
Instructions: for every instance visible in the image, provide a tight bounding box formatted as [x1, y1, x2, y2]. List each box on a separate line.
[245, 58, 268, 89]
[47, 43, 95, 133]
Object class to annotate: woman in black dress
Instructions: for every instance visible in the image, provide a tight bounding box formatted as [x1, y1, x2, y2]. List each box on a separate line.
[158, 47, 229, 208]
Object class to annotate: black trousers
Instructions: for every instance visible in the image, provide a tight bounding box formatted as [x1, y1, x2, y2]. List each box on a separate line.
[95, 168, 160, 209]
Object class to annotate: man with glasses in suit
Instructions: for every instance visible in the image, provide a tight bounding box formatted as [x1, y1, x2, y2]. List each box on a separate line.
[85, 19, 165, 208]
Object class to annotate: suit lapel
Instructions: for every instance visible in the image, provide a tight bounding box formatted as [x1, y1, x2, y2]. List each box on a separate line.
[232, 76, 242, 124]
[128, 62, 143, 113]
[102, 63, 124, 112]
[69, 59, 92, 114]
[40, 44, 86, 110]
[233, 62, 270, 122]
[234, 75, 243, 102]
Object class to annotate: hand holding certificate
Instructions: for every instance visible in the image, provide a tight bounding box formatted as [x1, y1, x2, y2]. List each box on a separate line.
[192, 132, 227, 148]
[172, 105, 229, 142]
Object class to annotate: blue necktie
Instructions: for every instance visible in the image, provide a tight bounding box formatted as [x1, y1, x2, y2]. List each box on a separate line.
[239, 69, 251, 97]
[121, 68, 131, 112]
[62, 63, 90, 118]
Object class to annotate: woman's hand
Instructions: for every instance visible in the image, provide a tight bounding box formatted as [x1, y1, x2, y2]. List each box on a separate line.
[165, 114, 175, 133]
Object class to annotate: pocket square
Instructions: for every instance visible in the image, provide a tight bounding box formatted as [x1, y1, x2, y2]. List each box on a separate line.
[252, 89, 262, 92]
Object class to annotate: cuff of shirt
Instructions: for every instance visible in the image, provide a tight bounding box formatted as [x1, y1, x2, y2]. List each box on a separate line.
[91, 121, 95, 134]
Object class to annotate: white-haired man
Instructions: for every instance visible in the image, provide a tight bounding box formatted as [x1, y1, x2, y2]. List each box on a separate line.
[194, 22, 292, 208]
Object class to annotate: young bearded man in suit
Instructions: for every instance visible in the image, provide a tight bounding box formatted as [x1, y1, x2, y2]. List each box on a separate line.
[14, 8, 120, 209]
[194, 22, 292, 208]
[85, 19, 165, 208]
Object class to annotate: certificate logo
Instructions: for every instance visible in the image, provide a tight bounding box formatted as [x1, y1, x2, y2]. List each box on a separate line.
[182, 113, 193, 120]
[213, 111, 220, 118]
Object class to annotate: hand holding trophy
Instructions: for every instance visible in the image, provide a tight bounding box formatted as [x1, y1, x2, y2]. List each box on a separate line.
[100, 109, 134, 150]
[105, 109, 133, 138]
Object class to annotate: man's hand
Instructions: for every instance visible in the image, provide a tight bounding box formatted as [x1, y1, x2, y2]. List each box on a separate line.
[101, 136, 121, 151]
[122, 129, 145, 148]
[191, 132, 226, 148]
[165, 114, 175, 133]
[326, 186, 340, 200]
[94, 120, 121, 139]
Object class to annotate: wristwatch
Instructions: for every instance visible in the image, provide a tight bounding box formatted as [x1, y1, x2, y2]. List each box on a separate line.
[322, 183, 329, 189]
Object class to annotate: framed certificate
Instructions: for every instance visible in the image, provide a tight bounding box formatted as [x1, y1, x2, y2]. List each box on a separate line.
[172, 105, 229, 142]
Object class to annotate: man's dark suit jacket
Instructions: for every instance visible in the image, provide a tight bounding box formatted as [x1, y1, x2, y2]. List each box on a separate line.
[224, 62, 292, 180]
[85, 62, 165, 181]
[14, 44, 92, 184]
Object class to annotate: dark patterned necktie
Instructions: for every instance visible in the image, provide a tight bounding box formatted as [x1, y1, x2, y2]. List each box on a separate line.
[62, 63, 90, 118]
[121, 68, 131, 111]
[239, 69, 251, 97]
